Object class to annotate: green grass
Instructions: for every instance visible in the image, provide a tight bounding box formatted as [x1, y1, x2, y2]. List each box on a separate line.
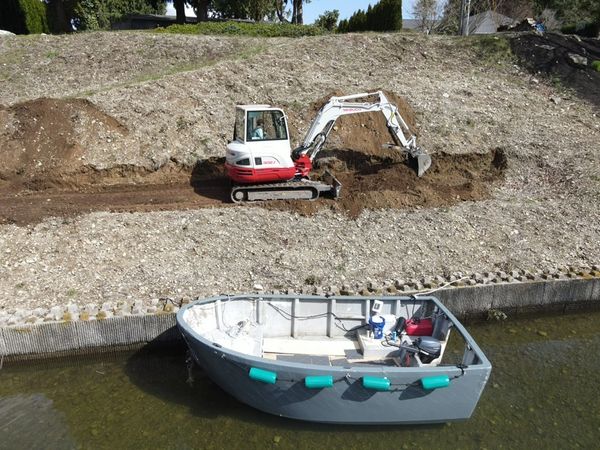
[155, 21, 326, 38]
[467, 35, 513, 65]
[592, 60, 600, 72]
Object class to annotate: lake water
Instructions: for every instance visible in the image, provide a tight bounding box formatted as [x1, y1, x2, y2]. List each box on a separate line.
[1, 310, 599, 449]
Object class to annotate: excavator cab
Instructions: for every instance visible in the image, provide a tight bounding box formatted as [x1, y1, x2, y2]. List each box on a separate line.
[226, 105, 296, 184]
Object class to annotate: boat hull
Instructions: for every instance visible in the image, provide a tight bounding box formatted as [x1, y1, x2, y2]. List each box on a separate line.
[177, 295, 492, 425]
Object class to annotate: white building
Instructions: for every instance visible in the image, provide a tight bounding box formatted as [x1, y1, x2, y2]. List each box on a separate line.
[464, 10, 515, 34]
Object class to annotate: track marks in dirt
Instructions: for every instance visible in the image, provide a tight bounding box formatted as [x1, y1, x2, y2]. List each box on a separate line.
[0, 149, 506, 225]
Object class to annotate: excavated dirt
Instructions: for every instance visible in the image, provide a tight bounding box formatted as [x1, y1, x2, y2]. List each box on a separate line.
[0, 92, 505, 224]
[287, 89, 419, 155]
[0, 97, 128, 190]
[265, 148, 506, 217]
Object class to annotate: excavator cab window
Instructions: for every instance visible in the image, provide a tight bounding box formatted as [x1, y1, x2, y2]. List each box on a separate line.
[234, 108, 246, 142]
[247, 110, 287, 141]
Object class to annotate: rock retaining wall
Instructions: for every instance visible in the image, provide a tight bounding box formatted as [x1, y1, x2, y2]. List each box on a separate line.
[1, 274, 599, 358]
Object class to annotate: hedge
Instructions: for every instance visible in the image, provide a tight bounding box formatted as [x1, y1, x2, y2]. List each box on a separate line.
[0, 0, 49, 34]
[156, 21, 326, 38]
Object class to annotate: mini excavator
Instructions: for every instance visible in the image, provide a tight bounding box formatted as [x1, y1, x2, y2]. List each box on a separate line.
[225, 91, 431, 203]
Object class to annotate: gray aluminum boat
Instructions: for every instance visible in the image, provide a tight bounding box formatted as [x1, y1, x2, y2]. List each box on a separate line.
[176, 294, 491, 424]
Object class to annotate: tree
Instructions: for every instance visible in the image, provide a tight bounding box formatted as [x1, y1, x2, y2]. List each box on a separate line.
[44, 0, 165, 32]
[274, 0, 289, 22]
[0, 0, 49, 34]
[210, 0, 278, 21]
[339, 0, 403, 33]
[173, 0, 186, 23]
[247, 0, 276, 21]
[413, 0, 442, 33]
[46, 0, 76, 33]
[192, 0, 210, 21]
[314, 9, 339, 31]
[438, 0, 535, 35]
[291, 0, 311, 24]
[534, 0, 599, 24]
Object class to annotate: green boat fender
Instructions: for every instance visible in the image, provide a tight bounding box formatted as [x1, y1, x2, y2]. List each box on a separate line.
[421, 375, 450, 390]
[249, 367, 277, 384]
[305, 375, 334, 389]
[362, 376, 390, 391]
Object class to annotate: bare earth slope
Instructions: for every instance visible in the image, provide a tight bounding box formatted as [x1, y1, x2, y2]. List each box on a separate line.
[0, 31, 598, 310]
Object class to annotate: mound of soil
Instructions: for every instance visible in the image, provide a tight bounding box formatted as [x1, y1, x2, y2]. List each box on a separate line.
[0, 98, 127, 190]
[288, 89, 418, 156]
[510, 32, 600, 109]
[267, 89, 506, 217]
[264, 148, 507, 217]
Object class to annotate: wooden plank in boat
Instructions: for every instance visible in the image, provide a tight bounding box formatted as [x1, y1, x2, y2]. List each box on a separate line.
[262, 337, 358, 356]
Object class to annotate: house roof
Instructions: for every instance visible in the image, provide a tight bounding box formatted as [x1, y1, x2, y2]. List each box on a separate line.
[402, 19, 421, 30]
[402, 18, 440, 31]
[466, 10, 515, 34]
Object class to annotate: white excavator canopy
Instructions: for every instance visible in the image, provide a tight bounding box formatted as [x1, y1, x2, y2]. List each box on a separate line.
[233, 105, 289, 143]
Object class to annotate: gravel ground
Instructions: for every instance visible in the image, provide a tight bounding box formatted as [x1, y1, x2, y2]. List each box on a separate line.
[0, 30, 599, 310]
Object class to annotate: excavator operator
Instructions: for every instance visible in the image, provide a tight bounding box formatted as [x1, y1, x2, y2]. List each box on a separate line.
[251, 119, 265, 140]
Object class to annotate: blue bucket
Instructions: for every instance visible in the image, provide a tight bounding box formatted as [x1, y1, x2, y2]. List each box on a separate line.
[368, 315, 386, 339]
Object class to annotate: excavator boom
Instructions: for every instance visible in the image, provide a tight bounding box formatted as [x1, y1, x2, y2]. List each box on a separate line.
[293, 91, 431, 177]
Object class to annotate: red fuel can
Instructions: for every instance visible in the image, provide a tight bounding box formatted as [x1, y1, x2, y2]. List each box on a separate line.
[405, 318, 433, 336]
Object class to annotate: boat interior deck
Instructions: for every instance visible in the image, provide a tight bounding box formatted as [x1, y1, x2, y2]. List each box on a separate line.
[261, 335, 416, 367]
[183, 296, 460, 368]
[266, 352, 400, 367]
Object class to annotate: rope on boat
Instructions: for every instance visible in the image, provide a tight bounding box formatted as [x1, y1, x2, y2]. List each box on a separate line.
[412, 276, 469, 297]
[266, 302, 368, 333]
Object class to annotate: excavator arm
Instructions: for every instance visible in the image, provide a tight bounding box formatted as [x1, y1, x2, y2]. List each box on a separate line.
[292, 91, 432, 177]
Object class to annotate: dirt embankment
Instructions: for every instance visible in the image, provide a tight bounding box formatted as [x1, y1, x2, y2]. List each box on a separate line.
[0, 98, 128, 190]
[0, 31, 598, 311]
[510, 32, 600, 109]
[0, 92, 505, 225]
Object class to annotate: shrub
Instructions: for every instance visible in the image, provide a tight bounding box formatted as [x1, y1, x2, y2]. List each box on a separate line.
[0, 0, 49, 34]
[314, 10, 340, 31]
[561, 21, 600, 38]
[156, 21, 326, 38]
[338, 0, 402, 33]
[21, 0, 49, 34]
[592, 60, 600, 72]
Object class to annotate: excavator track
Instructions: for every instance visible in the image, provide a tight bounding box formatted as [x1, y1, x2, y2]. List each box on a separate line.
[231, 172, 342, 203]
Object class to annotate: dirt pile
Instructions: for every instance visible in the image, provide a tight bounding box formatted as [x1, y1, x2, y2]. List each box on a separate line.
[265, 148, 507, 217]
[268, 89, 506, 217]
[0, 98, 127, 189]
[510, 32, 600, 109]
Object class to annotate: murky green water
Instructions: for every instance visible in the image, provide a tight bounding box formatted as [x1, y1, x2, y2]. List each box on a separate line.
[1, 310, 600, 450]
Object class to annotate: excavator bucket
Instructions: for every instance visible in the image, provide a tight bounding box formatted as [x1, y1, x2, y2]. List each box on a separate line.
[382, 144, 432, 177]
[320, 169, 342, 198]
[414, 153, 432, 177]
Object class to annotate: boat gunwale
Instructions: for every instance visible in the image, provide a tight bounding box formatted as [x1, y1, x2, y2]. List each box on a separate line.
[176, 294, 492, 374]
